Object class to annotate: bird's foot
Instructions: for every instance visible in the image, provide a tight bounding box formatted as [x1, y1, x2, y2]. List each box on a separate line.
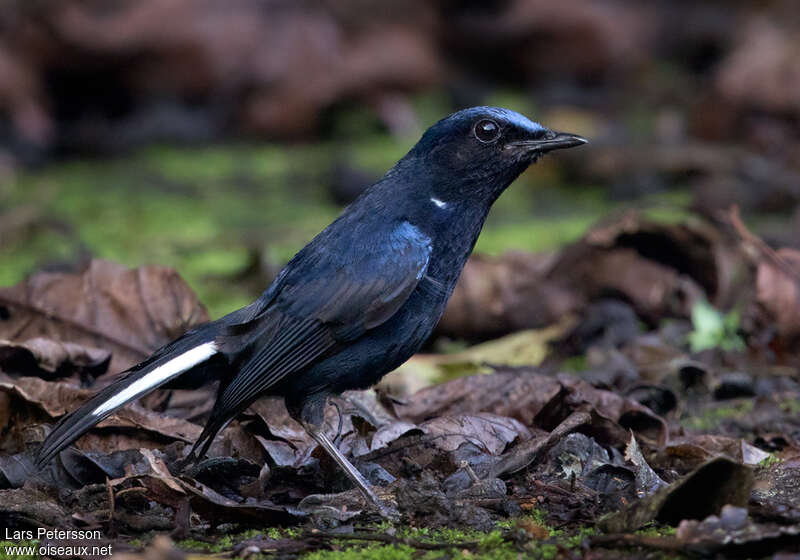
[362, 486, 400, 521]
[297, 488, 400, 525]
[173, 449, 202, 473]
[301, 420, 400, 520]
[373, 499, 400, 521]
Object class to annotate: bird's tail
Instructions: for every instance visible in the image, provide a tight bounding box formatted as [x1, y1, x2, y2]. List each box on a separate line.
[35, 329, 220, 469]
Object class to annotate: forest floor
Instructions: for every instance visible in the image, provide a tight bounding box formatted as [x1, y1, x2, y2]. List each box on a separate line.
[2, 116, 799, 559]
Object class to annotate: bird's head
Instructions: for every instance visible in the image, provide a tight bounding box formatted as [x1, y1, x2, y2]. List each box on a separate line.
[403, 106, 586, 204]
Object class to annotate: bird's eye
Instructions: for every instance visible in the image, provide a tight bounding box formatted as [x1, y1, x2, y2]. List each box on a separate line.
[474, 119, 500, 143]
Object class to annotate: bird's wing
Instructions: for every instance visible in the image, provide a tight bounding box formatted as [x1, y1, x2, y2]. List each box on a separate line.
[213, 220, 432, 416]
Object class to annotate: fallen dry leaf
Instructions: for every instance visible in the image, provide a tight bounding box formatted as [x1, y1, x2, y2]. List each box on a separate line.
[419, 413, 531, 455]
[0, 259, 209, 373]
[397, 367, 667, 447]
[396, 368, 562, 425]
[599, 457, 753, 532]
[676, 505, 800, 555]
[756, 247, 800, 339]
[0, 373, 92, 418]
[0, 337, 110, 380]
[382, 322, 573, 394]
[438, 252, 576, 340]
[0, 373, 203, 457]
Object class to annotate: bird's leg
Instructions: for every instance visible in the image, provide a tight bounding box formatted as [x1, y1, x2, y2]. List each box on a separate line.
[176, 415, 233, 472]
[293, 395, 397, 519]
[328, 399, 345, 446]
[302, 420, 382, 508]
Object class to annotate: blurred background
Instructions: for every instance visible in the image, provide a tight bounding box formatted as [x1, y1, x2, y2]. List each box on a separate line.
[1, 0, 799, 319]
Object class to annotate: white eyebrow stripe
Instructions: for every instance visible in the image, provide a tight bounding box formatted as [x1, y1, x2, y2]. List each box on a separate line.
[430, 197, 447, 209]
[91, 341, 218, 416]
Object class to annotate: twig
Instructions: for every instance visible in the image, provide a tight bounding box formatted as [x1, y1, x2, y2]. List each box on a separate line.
[106, 477, 115, 525]
[589, 533, 696, 554]
[727, 205, 800, 281]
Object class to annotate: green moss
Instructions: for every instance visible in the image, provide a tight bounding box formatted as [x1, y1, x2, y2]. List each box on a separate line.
[175, 538, 213, 552]
[533, 543, 559, 560]
[560, 355, 588, 372]
[561, 526, 599, 548]
[526, 508, 550, 528]
[757, 454, 782, 468]
[681, 399, 754, 431]
[635, 525, 677, 537]
[475, 215, 596, 255]
[302, 544, 423, 560]
[176, 528, 269, 553]
[263, 526, 301, 540]
[164, 517, 621, 560]
[1, 142, 341, 317]
[779, 397, 800, 415]
[0, 541, 39, 560]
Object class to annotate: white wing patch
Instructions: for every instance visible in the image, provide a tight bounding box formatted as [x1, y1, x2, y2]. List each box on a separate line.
[91, 342, 218, 416]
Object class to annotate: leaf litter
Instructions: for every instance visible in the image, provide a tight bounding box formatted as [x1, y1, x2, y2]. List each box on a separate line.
[2, 212, 800, 557]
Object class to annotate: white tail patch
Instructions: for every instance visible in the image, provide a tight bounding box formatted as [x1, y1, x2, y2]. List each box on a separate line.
[92, 342, 218, 416]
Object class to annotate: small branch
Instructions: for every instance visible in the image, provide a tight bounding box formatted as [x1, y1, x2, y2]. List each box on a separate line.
[727, 205, 800, 281]
[589, 533, 696, 554]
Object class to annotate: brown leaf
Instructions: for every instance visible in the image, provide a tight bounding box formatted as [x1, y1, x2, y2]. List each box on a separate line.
[654, 435, 770, 474]
[756, 248, 800, 339]
[0, 337, 110, 379]
[345, 390, 418, 457]
[107, 449, 295, 527]
[676, 506, 800, 554]
[247, 390, 417, 467]
[179, 476, 296, 526]
[246, 398, 325, 468]
[751, 454, 800, 523]
[0, 373, 202, 454]
[439, 213, 741, 341]
[552, 374, 668, 447]
[438, 252, 577, 340]
[0, 483, 67, 527]
[625, 432, 668, 496]
[0, 373, 91, 418]
[95, 406, 201, 444]
[206, 421, 266, 465]
[622, 333, 708, 385]
[552, 247, 702, 323]
[549, 212, 743, 321]
[385, 323, 573, 392]
[716, 17, 800, 116]
[598, 457, 754, 532]
[398, 368, 667, 447]
[0, 259, 209, 373]
[489, 411, 590, 477]
[396, 369, 562, 426]
[419, 413, 531, 455]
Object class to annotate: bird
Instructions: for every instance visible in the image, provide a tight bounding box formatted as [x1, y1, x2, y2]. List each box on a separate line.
[36, 106, 586, 515]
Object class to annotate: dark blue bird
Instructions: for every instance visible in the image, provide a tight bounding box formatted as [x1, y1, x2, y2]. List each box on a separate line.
[36, 107, 586, 514]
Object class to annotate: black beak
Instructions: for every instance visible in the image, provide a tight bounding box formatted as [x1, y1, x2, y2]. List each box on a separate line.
[505, 131, 588, 154]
